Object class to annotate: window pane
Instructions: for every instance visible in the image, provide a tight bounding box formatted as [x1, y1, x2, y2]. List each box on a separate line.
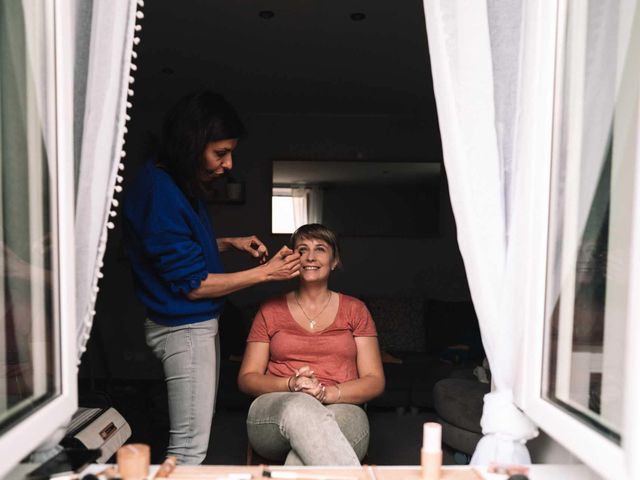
[272, 195, 296, 234]
[543, 0, 639, 443]
[0, 0, 59, 433]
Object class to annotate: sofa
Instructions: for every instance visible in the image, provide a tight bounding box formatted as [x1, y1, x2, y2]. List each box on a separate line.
[362, 296, 484, 410]
[433, 376, 490, 459]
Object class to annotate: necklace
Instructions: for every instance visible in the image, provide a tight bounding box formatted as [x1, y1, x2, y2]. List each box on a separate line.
[294, 291, 333, 329]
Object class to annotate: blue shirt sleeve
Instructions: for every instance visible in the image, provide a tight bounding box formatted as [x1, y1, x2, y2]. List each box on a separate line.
[134, 171, 209, 295]
[141, 225, 209, 294]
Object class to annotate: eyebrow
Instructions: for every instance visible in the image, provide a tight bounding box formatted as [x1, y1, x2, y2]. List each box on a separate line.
[296, 241, 328, 248]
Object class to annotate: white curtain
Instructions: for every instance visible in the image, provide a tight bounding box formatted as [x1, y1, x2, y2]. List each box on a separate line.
[307, 186, 324, 224]
[74, 0, 142, 362]
[292, 186, 323, 228]
[292, 187, 309, 229]
[577, 2, 617, 235]
[423, 0, 538, 464]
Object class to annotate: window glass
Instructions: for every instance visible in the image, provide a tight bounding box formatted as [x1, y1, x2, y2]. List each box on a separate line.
[0, 0, 60, 433]
[272, 188, 302, 234]
[543, 0, 639, 443]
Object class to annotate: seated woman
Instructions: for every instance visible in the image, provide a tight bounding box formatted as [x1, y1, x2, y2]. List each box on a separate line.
[238, 224, 385, 466]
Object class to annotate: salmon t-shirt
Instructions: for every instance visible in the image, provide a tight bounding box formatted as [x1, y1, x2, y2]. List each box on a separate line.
[247, 293, 377, 386]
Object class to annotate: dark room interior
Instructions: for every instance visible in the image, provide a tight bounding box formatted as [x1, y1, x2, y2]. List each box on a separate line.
[78, 0, 486, 466]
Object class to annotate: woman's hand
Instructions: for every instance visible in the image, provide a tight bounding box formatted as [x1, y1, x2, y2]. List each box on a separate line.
[219, 236, 269, 263]
[290, 366, 327, 402]
[262, 246, 301, 281]
[289, 366, 314, 392]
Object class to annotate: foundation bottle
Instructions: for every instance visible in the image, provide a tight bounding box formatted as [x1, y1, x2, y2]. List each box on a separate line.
[421, 422, 442, 480]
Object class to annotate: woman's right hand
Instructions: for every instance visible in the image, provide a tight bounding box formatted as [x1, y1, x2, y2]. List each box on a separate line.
[262, 246, 301, 281]
[291, 366, 326, 402]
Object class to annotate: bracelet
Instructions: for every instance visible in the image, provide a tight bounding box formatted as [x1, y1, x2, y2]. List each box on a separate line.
[287, 375, 295, 392]
[334, 384, 342, 403]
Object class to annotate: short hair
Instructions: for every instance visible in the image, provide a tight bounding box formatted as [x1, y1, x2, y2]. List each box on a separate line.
[158, 91, 245, 199]
[290, 224, 342, 268]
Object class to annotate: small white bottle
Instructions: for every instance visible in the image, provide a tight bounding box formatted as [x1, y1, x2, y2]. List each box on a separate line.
[421, 422, 442, 480]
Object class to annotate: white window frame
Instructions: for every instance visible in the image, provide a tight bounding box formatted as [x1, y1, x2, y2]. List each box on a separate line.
[0, 0, 77, 477]
[516, 1, 640, 479]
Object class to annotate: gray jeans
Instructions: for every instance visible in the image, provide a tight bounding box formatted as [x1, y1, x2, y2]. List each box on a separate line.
[247, 392, 369, 466]
[145, 318, 220, 465]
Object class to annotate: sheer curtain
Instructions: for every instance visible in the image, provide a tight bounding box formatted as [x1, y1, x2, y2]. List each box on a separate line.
[423, 0, 538, 464]
[291, 187, 309, 229]
[307, 186, 324, 224]
[292, 186, 323, 229]
[74, 0, 142, 362]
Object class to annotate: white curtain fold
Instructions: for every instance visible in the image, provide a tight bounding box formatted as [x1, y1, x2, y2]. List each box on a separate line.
[307, 186, 324, 224]
[74, 0, 141, 362]
[576, 1, 619, 244]
[291, 186, 324, 227]
[291, 187, 309, 229]
[423, 0, 538, 464]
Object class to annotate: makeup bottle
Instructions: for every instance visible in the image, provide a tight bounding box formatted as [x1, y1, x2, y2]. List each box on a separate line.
[116, 443, 150, 480]
[421, 422, 442, 480]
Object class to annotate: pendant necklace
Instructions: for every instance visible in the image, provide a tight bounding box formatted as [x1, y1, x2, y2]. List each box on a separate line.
[294, 291, 333, 330]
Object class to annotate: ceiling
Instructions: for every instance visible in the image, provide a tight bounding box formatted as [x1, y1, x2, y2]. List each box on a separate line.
[133, 0, 436, 118]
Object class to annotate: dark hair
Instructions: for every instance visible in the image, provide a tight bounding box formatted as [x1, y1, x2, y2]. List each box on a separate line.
[157, 91, 245, 199]
[290, 224, 342, 268]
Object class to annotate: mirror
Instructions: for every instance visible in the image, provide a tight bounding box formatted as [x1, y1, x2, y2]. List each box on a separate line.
[272, 160, 442, 237]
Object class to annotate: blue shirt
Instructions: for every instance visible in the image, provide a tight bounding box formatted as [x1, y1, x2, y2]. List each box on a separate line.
[122, 161, 225, 325]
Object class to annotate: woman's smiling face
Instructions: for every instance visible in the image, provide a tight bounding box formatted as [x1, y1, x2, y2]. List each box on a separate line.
[294, 237, 338, 283]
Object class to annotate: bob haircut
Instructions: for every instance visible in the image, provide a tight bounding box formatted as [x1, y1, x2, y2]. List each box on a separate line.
[290, 223, 342, 269]
[157, 90, 245, 199]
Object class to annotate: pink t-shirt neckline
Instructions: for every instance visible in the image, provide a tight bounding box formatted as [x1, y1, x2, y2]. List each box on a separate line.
[284, 292, 342, 335]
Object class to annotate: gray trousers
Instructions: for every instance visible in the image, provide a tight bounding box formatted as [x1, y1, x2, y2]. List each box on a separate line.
[247, 392, 369, 466]
[145, 318, 220, 465]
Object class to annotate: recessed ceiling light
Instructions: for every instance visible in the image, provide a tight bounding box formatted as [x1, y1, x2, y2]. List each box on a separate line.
[259, 10, 275, 19]
[350, 12, 366, 21]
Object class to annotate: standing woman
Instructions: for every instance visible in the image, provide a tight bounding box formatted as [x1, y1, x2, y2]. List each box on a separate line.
[122, 91, 301, 464]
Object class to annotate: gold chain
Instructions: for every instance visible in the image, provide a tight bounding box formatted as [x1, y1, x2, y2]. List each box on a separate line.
[294, 291, 333, 329]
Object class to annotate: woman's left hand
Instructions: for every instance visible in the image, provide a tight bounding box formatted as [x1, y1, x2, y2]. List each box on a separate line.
[294, 368, 327, 402]
[225, 236, 269, 262]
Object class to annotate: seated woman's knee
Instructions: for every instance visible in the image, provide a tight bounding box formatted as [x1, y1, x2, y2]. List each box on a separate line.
[281, 393, 332, 425]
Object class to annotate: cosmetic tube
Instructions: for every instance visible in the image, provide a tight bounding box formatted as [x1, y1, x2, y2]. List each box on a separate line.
[421, 422, 442, 480]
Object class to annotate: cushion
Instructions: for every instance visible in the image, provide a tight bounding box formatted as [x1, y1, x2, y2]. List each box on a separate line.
[364, 296, 426, 353]
[439, 418, 484, 455]
[432, 378, 489, 433]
